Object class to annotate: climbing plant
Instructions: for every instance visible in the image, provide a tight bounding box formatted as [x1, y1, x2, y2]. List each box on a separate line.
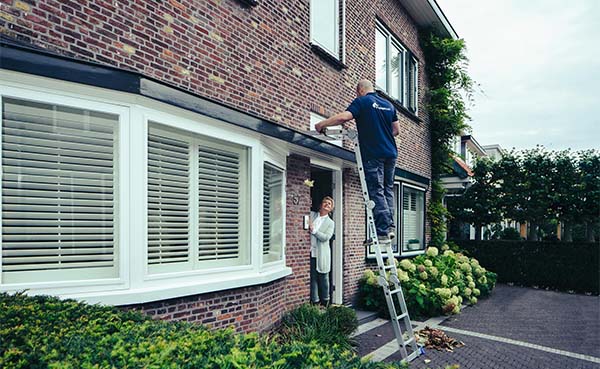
[420, 30, 474, 246]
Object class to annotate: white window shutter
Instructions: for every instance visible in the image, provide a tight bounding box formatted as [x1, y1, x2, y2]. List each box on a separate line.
[147, 127, 190, 266]
[1, 98, 118, 282]
[197, 145, 242, 262]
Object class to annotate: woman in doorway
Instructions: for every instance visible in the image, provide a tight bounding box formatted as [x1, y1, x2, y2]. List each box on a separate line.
[309, 196, 335, 307]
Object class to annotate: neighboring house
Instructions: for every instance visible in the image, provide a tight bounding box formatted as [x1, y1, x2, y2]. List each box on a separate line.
[442, 134, 508, 240]
[0, 0, 455, 332]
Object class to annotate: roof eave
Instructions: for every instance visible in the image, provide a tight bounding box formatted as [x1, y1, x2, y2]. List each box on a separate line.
[400, 0, 459, 40]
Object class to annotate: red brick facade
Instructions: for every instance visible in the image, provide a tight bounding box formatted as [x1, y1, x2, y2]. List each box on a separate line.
[1, 0, 433, 332]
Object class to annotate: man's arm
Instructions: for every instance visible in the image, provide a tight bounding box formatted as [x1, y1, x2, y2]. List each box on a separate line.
[315, 111, 354, 133]
[392, 120, 400, 137]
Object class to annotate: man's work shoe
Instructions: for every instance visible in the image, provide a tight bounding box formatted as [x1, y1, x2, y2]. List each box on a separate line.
[388, 228, 396, 240]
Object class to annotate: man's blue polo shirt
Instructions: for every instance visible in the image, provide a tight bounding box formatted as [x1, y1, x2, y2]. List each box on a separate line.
[346, 92, 398, 161]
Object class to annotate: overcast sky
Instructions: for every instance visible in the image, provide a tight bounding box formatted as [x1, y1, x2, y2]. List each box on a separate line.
[436, 0, 600, 151]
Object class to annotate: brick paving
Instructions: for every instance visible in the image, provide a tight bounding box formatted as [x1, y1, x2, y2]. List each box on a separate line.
[354, 284, 600, 369]
[387, 331, 600, 369]
[441, 284, 600, 357]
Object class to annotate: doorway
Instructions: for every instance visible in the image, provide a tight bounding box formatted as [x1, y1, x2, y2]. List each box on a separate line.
[309, 164, 343, 304]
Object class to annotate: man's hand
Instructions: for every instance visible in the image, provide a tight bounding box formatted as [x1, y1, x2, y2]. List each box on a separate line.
[315, 122, 325, 133]
[314, 111, 353, 134]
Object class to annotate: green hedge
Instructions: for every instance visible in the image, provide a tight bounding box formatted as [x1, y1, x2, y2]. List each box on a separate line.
[453, 240, 599, 294]
[1, 292, 416, 369]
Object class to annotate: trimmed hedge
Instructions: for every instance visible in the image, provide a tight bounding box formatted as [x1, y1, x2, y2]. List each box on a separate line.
[1, 292, 413, 369]
[453, 240, 599, 294]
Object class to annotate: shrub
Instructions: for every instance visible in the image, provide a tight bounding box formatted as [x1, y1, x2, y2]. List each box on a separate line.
[279, 304, 359, 351]
[358, 246, 497, 319]
[454, 240, 599, 294]
[0, 292, 413, 369]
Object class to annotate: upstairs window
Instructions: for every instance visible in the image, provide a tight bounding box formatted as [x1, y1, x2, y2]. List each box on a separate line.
[375, 22, 419, 114]
[310, 0, 341, 58]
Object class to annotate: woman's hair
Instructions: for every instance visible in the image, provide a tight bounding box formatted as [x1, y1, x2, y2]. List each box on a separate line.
[321, 196, 335, 210]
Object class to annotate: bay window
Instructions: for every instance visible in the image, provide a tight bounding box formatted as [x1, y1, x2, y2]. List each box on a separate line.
[0, 75, 289, 304]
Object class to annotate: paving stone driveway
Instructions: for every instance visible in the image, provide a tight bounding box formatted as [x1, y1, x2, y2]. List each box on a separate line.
[356, 284, 600, 369]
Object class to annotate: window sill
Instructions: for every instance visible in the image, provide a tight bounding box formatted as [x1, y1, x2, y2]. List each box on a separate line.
[54, 266, 293, 306]
[400, 249, 426, 258]
[375, 89, 422, 123]
[310, 44, 346, 71]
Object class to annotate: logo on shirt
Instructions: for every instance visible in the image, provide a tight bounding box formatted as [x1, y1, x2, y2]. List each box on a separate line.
[372, 102, 392, 111]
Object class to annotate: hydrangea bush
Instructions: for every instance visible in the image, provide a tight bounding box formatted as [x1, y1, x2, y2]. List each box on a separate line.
[358, 245, 497, 319]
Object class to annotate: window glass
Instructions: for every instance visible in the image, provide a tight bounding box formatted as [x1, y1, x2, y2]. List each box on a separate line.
[375, 28, 387, 91]
[197, 143, 247, 266]
[376, 22, 418, 113]
[390, 42, 403, 100]
[402, 186, 425, 252]
[148, 124, 249, 272]
[1, 97, 118, 283]
[147, 127, 190, 271]
[263, 164, 284, 263]
[311, 0, 339, 55]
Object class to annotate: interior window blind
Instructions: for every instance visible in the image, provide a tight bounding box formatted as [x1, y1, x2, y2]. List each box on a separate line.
[198, 145, 241, 262]
[147, 127, 190, 265]
[263, 167, 272, 255]
[1, 98, 117, 278]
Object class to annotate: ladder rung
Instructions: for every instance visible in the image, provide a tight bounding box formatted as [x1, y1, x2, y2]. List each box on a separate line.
[389, 288, 402, 295]
[383, 265, 395, 270]
[395, 312, 408, 320]
[406, 349, 421, 361]
[403, 337, 415, 347]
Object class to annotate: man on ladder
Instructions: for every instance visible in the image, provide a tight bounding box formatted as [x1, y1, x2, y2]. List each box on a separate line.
[315, 79, 399, 244]
[315, 79, 422, 362]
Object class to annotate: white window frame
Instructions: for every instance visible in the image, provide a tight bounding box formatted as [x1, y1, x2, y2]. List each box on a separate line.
[310, 0, 342, 59]
[261, 159, 286, 267]
[399, 183, 426, 257]
[0, 82, 131, 292]
[375, 20, 419, 114]
[0, 70, 292, 304]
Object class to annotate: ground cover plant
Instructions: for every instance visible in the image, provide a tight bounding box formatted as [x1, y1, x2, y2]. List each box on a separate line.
[278, 303, 359, 351]
[358, 246, 497, 319]
[1, 292, 423, 369]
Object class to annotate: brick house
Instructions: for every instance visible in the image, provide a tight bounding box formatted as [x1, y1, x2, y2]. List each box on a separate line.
[0, 0, 456, 332]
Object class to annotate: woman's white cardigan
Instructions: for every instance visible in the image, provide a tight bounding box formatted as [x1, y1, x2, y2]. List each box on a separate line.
[310, 211, 335, 274]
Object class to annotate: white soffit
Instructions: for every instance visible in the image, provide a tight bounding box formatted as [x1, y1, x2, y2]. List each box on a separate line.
[400, 0, 459, 39]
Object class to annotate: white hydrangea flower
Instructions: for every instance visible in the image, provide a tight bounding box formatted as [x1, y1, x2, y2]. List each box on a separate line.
[426, 247, 439, 257]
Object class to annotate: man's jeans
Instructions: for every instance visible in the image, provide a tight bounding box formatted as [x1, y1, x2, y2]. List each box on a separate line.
[364, 157, 396, 237]
[310, 257, 329, 304]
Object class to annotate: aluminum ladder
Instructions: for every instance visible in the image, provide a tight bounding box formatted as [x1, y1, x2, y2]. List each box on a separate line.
[323, 127, 421, 363]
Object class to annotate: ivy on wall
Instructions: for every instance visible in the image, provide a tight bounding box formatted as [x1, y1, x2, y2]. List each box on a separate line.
[420, 30, 473, 246]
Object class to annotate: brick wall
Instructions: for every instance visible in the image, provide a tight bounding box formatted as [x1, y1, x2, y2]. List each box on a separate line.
[1, 0, 433, 331]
